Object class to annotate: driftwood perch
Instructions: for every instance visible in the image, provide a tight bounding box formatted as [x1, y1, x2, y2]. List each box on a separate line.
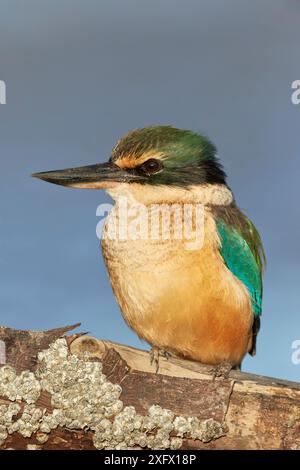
[0, 324, 299, 450]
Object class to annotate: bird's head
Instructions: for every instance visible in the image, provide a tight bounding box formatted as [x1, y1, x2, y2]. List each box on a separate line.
[33, 126, 231, 204]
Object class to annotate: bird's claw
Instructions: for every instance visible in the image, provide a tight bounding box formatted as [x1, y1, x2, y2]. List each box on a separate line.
[149, 347, 171, 373]
[211, 361, 233, 380]
[149, 347, 159, 373]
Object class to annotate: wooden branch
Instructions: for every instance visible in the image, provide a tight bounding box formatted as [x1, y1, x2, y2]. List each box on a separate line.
[0, 324, 299, 450]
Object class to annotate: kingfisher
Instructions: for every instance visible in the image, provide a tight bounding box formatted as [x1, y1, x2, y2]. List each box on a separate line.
[33, 126, 265, 374]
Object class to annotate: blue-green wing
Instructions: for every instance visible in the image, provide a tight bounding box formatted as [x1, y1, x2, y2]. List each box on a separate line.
[216, 218, 263, 317]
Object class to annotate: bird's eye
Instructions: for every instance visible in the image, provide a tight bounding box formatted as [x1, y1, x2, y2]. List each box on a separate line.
[139, 159, 163, 175]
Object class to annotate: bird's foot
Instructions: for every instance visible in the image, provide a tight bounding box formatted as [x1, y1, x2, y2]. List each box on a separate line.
[149, 347, 171, 373]
[210, 361, 234, 380]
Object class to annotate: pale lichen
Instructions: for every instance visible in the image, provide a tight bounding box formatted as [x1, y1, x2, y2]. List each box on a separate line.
[0, 338, 226, 449]
[36, 432, 49, 444]
[174, 415, 225, 442]
[0, 366, 40, 404]
[0, 403, 20, 445]
[14, 405, 44, 437]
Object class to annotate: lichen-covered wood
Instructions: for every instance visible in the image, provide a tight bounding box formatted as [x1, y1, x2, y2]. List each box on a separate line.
[0, 324, 299, 450]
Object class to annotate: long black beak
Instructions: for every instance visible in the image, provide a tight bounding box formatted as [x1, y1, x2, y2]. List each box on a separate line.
[32, 162, 144, 189]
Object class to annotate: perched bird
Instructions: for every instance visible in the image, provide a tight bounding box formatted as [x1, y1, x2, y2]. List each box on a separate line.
[33, 126, 265, 373]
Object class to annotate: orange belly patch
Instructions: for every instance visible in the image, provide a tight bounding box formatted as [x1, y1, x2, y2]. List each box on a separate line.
[102, 206, 253, 366]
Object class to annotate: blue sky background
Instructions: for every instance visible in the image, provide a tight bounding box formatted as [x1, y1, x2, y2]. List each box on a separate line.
[0, 0, 299, 381]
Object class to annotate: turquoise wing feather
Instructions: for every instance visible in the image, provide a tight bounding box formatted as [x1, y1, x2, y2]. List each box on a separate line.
[216, 218, 263, 317]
